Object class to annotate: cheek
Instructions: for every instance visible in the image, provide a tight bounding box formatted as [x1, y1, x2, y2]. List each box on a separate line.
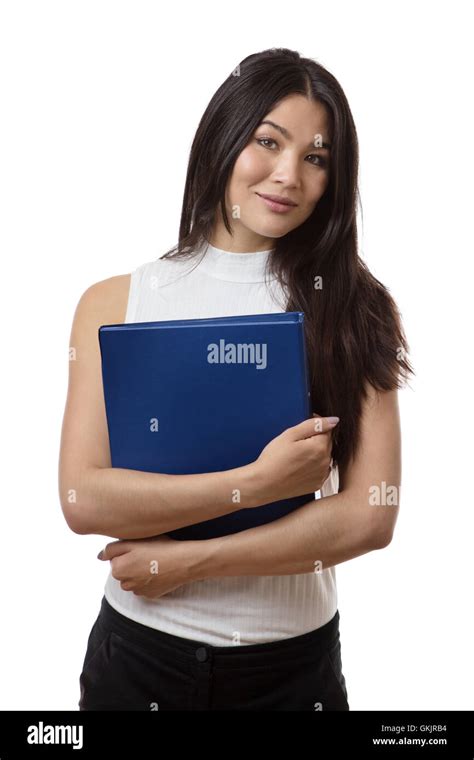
[232, 145, 269, 183]
[306, 173, 329, 206]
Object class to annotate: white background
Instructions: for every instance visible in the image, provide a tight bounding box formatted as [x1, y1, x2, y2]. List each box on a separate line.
[1, 0, 472, 710]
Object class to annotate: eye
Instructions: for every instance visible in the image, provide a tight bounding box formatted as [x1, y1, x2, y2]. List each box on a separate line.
[256, 137, 278, 150]
[307, 154, 327, 168]
[255, 138, 327, 168]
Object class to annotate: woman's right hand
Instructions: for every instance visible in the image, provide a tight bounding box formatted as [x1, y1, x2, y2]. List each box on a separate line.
[251, 416, 340, 503]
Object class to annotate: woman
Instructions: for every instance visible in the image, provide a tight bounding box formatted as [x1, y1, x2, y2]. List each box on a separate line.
[59, 47, 414, 711]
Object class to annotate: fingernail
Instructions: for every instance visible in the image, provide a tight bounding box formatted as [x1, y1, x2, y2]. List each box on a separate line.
[327, 416, 340, 426]
[97, 550, 104, 560]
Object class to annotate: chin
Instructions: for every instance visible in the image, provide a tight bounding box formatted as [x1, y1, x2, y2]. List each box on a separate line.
[242, 220, 289, 239]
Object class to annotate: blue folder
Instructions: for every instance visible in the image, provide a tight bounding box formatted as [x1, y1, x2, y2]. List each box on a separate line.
[98, 311, 315, 540]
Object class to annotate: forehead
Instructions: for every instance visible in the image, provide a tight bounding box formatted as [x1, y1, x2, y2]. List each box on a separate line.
[260, 96, 332, 146]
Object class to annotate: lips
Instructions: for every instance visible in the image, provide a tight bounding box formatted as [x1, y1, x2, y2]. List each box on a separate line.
[256, 192, 298, 207]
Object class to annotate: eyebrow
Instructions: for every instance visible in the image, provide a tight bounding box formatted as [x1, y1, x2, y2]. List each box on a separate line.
[259, 120, 332, 151]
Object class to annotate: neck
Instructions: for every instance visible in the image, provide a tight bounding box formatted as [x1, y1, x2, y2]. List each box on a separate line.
[208, 225, 275, 254]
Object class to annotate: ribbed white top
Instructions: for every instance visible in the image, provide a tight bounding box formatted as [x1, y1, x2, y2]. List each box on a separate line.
[104, 240, 338, 646]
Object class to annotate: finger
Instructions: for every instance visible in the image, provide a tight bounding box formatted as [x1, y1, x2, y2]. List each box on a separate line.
[312, 413, 334, 442]
[98, 540, 131, 561]
[287, 416, 340, 440]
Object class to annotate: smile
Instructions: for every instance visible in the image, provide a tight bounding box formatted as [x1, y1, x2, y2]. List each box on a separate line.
[256, 193, 297, 214]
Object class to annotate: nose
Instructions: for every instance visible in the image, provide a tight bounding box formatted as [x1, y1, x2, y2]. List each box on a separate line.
[270, 152, 301, 187]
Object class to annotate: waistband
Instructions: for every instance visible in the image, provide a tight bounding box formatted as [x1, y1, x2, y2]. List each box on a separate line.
[97, 596, 340, 669]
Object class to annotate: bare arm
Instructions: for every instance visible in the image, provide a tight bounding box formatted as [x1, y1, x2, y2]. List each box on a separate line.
[188, 385, 401, 579]
[72, 464, 263, 539]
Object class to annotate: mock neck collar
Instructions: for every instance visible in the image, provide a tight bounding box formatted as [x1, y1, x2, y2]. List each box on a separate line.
[195, 240, 276, 283]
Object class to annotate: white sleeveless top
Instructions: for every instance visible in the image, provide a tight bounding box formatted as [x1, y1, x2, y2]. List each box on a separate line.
[104, 241, 339, 646]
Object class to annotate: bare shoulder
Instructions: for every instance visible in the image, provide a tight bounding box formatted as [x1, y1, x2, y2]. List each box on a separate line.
[73, 273, 131, 328]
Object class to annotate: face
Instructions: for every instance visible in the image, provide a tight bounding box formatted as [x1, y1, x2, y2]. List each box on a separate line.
[211, 94, 332, 252]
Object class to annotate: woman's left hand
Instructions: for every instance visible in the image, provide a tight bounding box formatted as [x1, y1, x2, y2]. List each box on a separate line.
[97, 535, 201, 599]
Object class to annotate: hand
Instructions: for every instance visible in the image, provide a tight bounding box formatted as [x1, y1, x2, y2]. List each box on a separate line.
[97, 535, 200, 599]
[253, 414, 339, 502]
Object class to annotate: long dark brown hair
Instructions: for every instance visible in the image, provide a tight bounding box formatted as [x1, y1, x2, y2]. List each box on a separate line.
[161, 47, 415, 478]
